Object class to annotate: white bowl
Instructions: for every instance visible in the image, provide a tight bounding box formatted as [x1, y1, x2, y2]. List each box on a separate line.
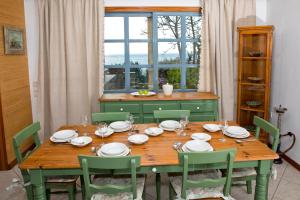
[70, 136, 92, 147]
[128, 134, 149, 144]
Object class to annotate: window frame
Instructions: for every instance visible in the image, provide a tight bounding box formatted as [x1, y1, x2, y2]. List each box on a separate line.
[104, 11, 201, 93]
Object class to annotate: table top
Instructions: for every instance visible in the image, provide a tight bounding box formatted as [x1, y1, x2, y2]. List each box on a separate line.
[99, 92, 219, 102]
[20, 122, 278, 170]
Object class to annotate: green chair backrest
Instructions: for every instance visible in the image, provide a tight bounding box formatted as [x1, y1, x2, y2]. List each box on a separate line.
[13, 122, 41, 164]
[254, 116, 280, 151]
[178, 148, 236, 199]
[78, 155, 141, 200]
[153, 110, 190, 123]
[92, 112, 130, 124]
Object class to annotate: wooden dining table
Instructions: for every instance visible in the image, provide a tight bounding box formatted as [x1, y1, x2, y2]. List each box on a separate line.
[20, 121, 278, 200]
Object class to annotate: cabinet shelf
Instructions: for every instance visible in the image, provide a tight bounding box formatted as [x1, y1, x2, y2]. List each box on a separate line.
[240, 57, 268, 60]
[240, 82, 266, 86]
[240, 106, 265, 113]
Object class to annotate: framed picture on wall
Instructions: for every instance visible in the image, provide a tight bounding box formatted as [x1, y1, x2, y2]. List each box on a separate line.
[3, 26, 25, 55]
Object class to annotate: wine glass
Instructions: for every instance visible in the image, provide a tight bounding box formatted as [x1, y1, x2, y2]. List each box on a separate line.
[175, 123, 184, 136]
[97, 122, 107, 146]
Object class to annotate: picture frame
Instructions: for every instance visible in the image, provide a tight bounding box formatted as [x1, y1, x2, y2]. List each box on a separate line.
[3, 26, 25, 55]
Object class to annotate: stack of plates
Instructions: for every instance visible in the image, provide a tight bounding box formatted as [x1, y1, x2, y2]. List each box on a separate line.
[159, 120, 180, 131]
[95, 127, 114, 137]
[97, 142, 130, 157]
[224, 126, 250, 139]
[203, 124, 221, 132]
[50, 130, 78, 143]
[182, 140, 213, 152]
[128, 134, 149, 144]
[109, 121, 131, 132]
[191, 133, 212, 142]
[145, 127, 163, 136]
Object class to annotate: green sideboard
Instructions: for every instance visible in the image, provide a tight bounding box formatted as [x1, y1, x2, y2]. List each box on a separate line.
[99, 92, 219, 123]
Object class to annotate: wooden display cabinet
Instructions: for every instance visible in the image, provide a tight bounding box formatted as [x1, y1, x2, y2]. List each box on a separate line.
[237, 26, 274, 141]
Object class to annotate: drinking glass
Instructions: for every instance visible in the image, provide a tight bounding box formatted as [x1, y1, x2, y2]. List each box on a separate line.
[175, 123, 184, 136]
[127, 114, 135, 135]
[81, 115, 88, 127]
[179, 116, 189, 136]
[97, 122, 107, 146]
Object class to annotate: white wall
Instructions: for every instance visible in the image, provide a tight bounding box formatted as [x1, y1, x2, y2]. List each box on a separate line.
[256, 0, 267, 24]
[267, 0, 300, 164]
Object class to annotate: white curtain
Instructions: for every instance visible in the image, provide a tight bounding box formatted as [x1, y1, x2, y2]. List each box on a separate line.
[36, 0, 104, 137]
[198, 0, 256, 120]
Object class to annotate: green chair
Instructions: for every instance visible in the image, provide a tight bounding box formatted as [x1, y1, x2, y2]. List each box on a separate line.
[169, 149, 236, 200]
[92, 112, 130, 124]
[13, 122, 77, 200]
[232, 116, 280, 194]
[78, 155, 145, 200]
[153, 110, 190, 123]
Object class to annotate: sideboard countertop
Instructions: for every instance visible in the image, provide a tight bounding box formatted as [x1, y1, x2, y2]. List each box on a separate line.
[99, 92, 218, 102]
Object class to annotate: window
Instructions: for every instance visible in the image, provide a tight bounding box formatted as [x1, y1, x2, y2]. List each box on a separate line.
[104, 12, 201, 92]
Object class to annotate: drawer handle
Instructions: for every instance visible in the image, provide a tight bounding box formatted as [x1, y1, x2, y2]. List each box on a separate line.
[158, 107, 162, 111]
[197, 107, 200, 110]
[152, 168, 157, 173]
[120, 108, 124, 111]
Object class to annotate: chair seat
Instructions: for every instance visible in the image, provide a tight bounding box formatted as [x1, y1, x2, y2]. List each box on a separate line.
[232, 168, 257, 178]
[46, 175, 78, 183]
[91, 176, 145, 200]
[169, 170, 235, 200]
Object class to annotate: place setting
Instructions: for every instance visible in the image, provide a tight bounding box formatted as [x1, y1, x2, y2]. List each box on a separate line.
[50, 129, 93, 147]
[174, 140, 214, 153]
[159, 116, 189, 137]
[96, 142, 131, 157]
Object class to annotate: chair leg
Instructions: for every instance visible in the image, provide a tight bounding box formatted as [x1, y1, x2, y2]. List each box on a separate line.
[24, 185, 34, 200]
[67, 185, 76, 200]
[169, 181, 174, 200]
[156, 173, 161, 200]
[246, 180, 252, 194]
[80, 175, 85, 200]
[46, 188, 51, 200]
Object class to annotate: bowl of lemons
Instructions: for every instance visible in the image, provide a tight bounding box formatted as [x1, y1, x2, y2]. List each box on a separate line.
[131, 90, 156, 97]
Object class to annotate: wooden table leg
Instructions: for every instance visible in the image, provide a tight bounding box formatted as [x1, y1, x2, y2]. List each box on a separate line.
[255, 160, 272, 200]
[29, 169, 47, 200]
[156, 173, 161, 200]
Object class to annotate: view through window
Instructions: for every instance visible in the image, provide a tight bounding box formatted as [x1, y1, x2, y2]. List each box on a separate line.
[104, 12, 202, 92]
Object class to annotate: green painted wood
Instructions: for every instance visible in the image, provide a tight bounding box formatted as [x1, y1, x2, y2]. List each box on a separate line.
[174, 149, 237, 199]
[92, 112, 130, 124]
[78, 155, 142, 200]
[99, 99, 218, 123]
[143, 103, 180, 113]
[255, 160, 272, 200]
[233, 116, 279, 194]
[103, 102, 141, 113]
[254, 116, 280, 151]
[153, 110, 190, 120]
[13, 122, 76, 200]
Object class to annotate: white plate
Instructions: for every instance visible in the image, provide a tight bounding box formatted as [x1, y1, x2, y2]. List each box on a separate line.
[50, 132, 78, 143]
[184, 140, 213, 152]
[182, 143, 213, 152]
[70, 136, 92, 147]
[52, 130, 77, 140]
[100, 142, 127, 156]
[159, 120, 180, 131]
[130, 91, 156, 96]
[203, 124, 221, 132]
[225, 126, 248, 136]
[95, 128, 114, 137]
[145, 127, 163, 136]
[191, 133, 212, 142]
[97, 148, 130, 157]
[224, 131, 250, 139]
[109, 121, 130, 130]
[128, 134, 149, 144]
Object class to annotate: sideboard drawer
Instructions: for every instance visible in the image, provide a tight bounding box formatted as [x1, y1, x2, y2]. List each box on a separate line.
[181, 101, 215, 113]
[143, 103, 180, 114]
[103, 103, 140, 113]
[189, 114, 217, 122]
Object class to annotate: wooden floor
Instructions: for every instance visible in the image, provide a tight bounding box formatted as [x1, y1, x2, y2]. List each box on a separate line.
[1, 160, 299, 200]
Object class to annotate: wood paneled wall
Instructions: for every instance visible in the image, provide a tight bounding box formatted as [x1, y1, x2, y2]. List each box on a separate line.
[0, 0, 33, 169]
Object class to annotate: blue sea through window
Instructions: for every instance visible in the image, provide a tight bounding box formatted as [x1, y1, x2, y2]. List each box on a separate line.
[104, 12, 201, 93]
